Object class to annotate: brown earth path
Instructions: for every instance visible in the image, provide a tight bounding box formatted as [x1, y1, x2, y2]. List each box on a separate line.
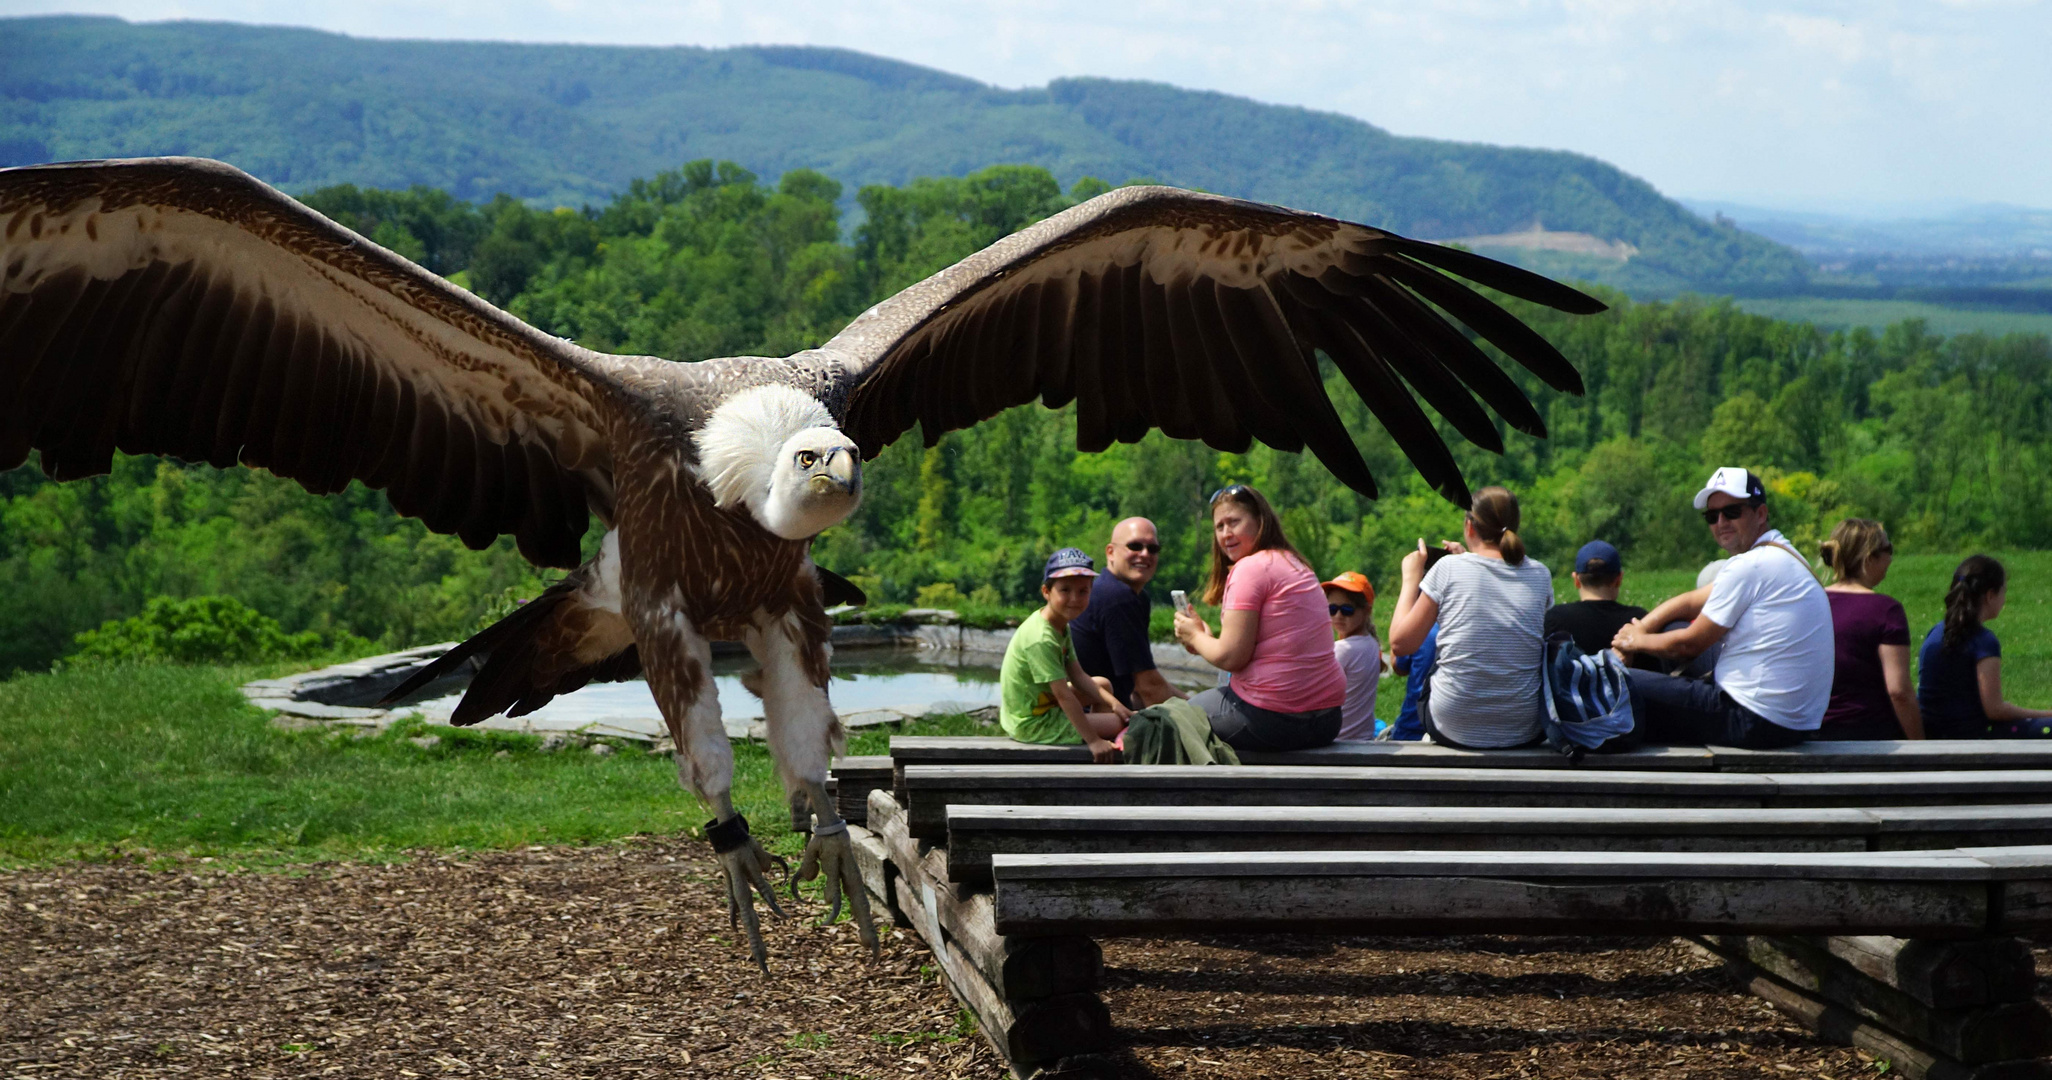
[4, 837, 2041, 1078]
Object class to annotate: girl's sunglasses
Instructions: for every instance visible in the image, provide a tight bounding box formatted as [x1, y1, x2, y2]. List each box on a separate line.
[1208, 484, 1250, 504]
[1328, 604, 1357, 617]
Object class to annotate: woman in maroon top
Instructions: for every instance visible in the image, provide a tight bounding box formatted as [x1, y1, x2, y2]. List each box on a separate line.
[1817, 518, 1924, 740]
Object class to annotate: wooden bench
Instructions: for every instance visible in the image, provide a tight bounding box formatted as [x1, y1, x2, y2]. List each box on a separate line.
[887, 734, 2052, 774]
[937, 803, 2052, 886]
[984, 845, 2052, 937]
[896, 764, 2052, 839]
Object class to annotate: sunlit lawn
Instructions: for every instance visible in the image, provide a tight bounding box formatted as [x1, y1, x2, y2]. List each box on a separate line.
[0, 659, 986, 869]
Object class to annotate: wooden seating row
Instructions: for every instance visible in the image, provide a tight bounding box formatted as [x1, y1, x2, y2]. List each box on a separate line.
[937, 802, 2052, 885]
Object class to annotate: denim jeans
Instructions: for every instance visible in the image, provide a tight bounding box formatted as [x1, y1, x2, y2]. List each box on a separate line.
[1190, 686, 1341, 752]
[1624, 668, 1810, 748]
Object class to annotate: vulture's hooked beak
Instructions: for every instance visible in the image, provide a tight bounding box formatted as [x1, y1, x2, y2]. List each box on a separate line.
[807, 447, 859, 496]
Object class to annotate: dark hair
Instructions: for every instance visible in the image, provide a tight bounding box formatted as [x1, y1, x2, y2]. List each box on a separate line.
[1201, 485, 1305, 606]
[1942, 554, 2006, 653]
[1819, 518, 1891, 585]
[1576, 559, 1619, 588]
[1466, 486, 1526, 566]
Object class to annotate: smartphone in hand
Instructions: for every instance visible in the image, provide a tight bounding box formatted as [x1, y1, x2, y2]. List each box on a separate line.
[1170, 589, 1191, 615]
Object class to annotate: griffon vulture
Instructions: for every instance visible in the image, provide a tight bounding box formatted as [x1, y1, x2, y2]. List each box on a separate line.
[0, 157, 1604, 966]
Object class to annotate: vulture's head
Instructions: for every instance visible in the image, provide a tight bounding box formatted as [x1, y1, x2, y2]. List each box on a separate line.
[693, 383, 863, 540]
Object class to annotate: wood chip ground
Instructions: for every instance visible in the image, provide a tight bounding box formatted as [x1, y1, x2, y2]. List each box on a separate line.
[4, 837, 2046, 1078]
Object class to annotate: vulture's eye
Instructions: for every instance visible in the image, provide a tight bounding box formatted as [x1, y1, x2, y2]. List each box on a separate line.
[796, 451, 818, 469]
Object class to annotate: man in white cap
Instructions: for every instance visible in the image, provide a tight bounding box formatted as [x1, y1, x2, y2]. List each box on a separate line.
[1611, 468, 1833, 747]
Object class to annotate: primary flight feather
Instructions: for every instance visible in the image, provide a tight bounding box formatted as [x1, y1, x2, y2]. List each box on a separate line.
[0, 156, 1605, 966]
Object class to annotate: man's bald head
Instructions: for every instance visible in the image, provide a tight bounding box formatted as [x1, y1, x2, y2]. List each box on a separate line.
[1106, 517, 1160, 590]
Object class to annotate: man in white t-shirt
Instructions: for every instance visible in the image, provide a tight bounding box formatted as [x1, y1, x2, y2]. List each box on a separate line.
[1611, 468, 1833, 748]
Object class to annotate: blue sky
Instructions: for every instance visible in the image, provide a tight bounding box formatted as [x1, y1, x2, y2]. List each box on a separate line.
[5, 0, 2045, 215]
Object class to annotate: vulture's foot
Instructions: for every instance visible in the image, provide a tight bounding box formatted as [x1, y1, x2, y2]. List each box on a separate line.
[793, 820, 879, 955]
[706, 813, 786, 971]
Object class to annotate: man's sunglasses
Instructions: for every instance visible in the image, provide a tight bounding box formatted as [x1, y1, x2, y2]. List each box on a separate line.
[1122, 541, 1162, 554]
[1701, 504, 1757, 524]
[1328, 604, 1357, 617]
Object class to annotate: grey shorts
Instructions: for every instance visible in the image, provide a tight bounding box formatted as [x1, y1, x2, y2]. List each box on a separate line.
[1190, 686, 1341, 753]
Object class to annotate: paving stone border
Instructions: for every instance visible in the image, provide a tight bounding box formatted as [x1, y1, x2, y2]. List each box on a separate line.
[238, 612, 1214, 747]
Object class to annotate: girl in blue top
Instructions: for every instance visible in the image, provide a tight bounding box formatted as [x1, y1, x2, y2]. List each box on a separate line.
[1917, 555, 2052, 738]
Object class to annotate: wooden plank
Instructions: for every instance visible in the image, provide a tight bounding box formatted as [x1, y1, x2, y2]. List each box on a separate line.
[1819, 936, 2039, 1009]
[1703, 935, 2052, 1063]
[888, 734, 1715, 771]
[1872, 806, 2052, 851]
[993, 848, 2008, 882]
[900, 764, 1779, 839]
[830, 755, 893, 824]
[991, 869, 1990, 937]
[943, 804, 1880, 884]
[1696, 941, 2052, 1080]
[846, 824, 904, 927]
[1767, 771, 2052, 807]
[894, 735, 2052, 773]
[1713, 741, 2052, 773]
[892, 861, 1112, 1069]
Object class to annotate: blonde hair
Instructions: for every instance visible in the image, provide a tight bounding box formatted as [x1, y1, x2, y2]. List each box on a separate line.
[1819, 518, 1891, 585]
[1200, 485, 1306, 606]
[1466, 486, 1526, 565]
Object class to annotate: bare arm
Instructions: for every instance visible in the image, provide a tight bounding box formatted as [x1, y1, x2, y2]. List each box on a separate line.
[1129, 667, 1186, 706]
[1641, 584, 1713, 632]
[1614, 612, 1729, 661]
[1977, 656, 2052, 723]
[1176, 607, 1260, 671]
[1878, 643, 1924, 739]
[1066, 655, 1132, 719]
[1388, 542, 1439, 656]
[1048, 671, 1122, 765]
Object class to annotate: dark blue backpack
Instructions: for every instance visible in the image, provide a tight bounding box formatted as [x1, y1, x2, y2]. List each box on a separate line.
[1539, 632, 1638, 763]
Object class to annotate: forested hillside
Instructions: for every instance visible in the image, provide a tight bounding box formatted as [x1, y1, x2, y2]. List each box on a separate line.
[1, 160, 2045, 676]
[0, 15, 1803, 292]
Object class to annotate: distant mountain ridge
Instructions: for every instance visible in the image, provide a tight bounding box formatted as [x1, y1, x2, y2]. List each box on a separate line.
[0, 15, 1807, 292]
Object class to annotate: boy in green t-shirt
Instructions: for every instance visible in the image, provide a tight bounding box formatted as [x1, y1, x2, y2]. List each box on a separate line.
[1000, 548, 1132, 761]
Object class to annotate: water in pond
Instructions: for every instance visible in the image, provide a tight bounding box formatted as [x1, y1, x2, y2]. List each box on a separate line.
[412, 647, 1000, 740]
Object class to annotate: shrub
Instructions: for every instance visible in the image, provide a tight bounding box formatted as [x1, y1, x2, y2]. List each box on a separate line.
[70, 596, 325, 665]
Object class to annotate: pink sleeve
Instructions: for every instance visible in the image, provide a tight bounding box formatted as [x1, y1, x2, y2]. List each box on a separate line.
[1221, 552, 1274, 611]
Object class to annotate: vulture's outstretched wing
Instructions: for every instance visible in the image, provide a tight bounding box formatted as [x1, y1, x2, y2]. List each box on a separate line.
[824, 186, 1605, 505]
[1, 157, 621, 567]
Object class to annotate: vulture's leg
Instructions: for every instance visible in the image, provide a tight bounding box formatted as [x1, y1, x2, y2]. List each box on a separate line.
[633, 602, 784, 969]
[744, 606, 879, 954]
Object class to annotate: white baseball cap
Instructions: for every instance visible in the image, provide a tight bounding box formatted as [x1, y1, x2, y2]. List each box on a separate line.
[1693, 467, 1766, 511]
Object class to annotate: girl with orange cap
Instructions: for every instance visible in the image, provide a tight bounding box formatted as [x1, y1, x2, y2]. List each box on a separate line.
[1322, 571, 1387, 741]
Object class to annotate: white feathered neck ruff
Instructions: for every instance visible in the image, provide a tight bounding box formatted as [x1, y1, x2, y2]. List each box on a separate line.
[691, 384, 837, 509]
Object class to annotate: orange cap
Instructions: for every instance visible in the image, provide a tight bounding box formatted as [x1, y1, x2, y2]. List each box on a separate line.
[1320, 571, 1373, 606]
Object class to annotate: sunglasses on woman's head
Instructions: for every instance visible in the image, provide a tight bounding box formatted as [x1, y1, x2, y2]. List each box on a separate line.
[1701, 504, 1752, 524]
[1328, 604, 1357, 617]
[1122, 540, 1162, 554]
[1208, 484, 1249, 504]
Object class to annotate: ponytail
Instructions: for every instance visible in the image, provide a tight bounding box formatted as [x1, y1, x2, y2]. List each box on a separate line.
[1468, 486, 1526, 566]
[1942, 554, 2006, 653]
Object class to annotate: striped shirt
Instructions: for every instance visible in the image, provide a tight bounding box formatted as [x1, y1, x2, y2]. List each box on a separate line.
[1418, 552, 1552, 748]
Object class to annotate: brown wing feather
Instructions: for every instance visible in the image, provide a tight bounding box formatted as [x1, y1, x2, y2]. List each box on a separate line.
[0, 157, 628, 567]
[824, 185, 1605, 507]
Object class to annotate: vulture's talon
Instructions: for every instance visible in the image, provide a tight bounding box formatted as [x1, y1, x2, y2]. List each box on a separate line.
[794, 825, 879, 954]
[714, 828, 785, 971]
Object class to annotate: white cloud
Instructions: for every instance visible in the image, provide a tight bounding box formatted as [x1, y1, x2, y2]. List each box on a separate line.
[1, 0, 2046, 210]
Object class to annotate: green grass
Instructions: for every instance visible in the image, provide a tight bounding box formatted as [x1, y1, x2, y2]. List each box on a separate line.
[0, 660, 989, 868]
[1730, 298, 2052, 338]
[7, 552, 2050, 866]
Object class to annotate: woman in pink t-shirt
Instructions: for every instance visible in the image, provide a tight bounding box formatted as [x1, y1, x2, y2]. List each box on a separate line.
[1173, 485, 1346, 751]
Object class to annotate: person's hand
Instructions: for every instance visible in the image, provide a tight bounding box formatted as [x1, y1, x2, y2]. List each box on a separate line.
[1111, 700, 1134, 723]
[1085, 736, 1117, 764]
[1612, 618, 1643, 654]
[1173, 608, 1209, 649]
[1400, 538, 1428, 583]
[1440, 539, 1468, 556]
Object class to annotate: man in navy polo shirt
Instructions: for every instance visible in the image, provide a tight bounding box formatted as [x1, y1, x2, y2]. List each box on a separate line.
[1071, 517, 1186, 709]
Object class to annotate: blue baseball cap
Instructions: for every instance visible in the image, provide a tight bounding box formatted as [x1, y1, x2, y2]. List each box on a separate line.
[1574, 540, 1622, 576]
[1043, 547, 1098, 581]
